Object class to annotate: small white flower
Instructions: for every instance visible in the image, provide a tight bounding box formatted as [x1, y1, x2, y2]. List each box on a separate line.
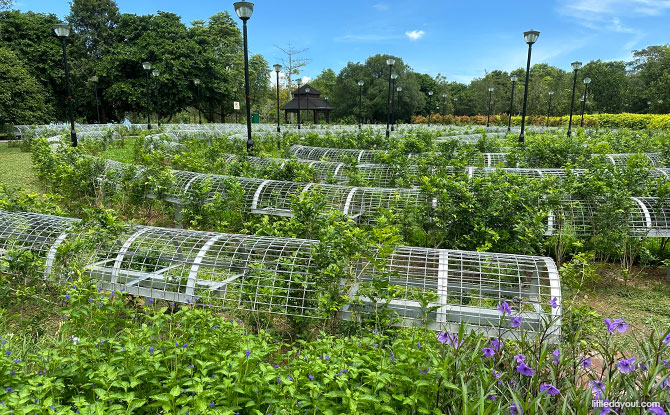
[71, 336, 80, 345]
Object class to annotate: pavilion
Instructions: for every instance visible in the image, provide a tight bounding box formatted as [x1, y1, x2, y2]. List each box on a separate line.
[281, 84, 333, 124]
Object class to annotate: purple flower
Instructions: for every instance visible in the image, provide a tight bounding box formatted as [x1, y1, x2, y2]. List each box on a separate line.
[65, 294, 70, 301]
[182, 343, 188, 348]
[590, 380, 605, 399]
[487, 394, 497, 401]
[492, 369, 502, 379]
[617, 357, 636, 374]
[245, 349, 251, 357]
[604, 318, 628, 333]
[209, 402, 215, 408]
[663, 333, 670, 345]
[149, 346, 154, 355]
[5, 387, 14, 393]
[308, 374, 314, 380]
[5, 350, 10, 356]
[649, 406, 666, 415]
[482, 347, 495, 358]
[662, 378, 670, 391]
[322, 355, 330, 361]
[497, 301, 512, 315]
[277, 377, 281, 384]
[552, 348, 560, 364]
[148, 298, 154, 304]
[490, 338, 502, 351]
[514, 354, 526, 363]
[540, 383, 560, 396]
[437, 332, 463, 349]
[416, 342, 421, 348]
[516, 362, 535, 377]
[580, 356, 592, 368]
[10, 370, 14, 376]
[510, 316, 522, 328]
[509, 402, 523, 415]
[548, 297, 559, 308]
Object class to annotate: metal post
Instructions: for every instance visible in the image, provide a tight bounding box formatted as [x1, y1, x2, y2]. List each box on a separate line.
[93, 81, 100, 124]
[358, 83, 363, 129]
[275, 70, 281, 135]
[242, 19, 253, 152]
[508, 80, 516, 132]
[519, 43, 533, 143]
[486, 89, 492, 127]
[546, 92, 553, 127]
[145, 70, 151, 130]
[428, 93, 433, 126]
[580, 84, 588, 127]
[197, 84, 202, 124]
[154, 76, 161, 127]
[385, 63, 392, 138]
[390, 77, 396, 131]
[61, 38, 77, 146]
[567, 69, 578, 137]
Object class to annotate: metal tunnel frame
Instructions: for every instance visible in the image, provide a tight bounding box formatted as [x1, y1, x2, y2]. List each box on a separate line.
[0, 209, 562, 340]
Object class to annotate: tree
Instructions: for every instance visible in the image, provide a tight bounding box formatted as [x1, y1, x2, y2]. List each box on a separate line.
[0, 46, 50, 126]
[0, 0, 12, 10]
[582, 60, 627, 114]
[275, 44, 311, 96]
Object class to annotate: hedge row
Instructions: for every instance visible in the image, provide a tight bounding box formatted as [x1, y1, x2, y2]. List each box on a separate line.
[412, 113, 670, 129]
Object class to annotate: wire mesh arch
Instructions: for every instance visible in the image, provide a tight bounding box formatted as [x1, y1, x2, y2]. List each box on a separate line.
[0, 209, 561, 339]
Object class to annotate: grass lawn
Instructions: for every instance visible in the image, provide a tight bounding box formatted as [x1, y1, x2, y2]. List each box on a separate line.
[0, 141, 42, 193]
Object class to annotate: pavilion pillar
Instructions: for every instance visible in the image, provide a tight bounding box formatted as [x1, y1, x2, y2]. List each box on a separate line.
[314, 110, 318, 124]
[326, 110, 330, 124]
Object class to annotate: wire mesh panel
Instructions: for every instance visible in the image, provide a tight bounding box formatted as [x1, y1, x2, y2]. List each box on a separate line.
[0, 209, 561, 338]
[598, 153, 666, 167]
[545, 197, 670, 237]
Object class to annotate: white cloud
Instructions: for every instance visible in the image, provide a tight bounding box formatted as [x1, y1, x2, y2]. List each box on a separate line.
[405, 30, 425, 41]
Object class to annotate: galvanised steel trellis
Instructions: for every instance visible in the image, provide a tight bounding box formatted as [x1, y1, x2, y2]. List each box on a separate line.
[100, 159, 670, 238]
[0, 209, 562, 339]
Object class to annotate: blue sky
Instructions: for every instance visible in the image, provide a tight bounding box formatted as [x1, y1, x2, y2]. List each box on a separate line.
[14, 0, 670, 83]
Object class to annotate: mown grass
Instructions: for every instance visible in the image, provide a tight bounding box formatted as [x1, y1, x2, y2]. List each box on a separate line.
[0, 142, 42, 193]
[100, 137, 136, 163]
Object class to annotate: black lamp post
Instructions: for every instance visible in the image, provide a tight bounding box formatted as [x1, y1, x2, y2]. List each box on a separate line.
[233, 1, 254, 153]
[486, 87, 494, 127]
[546, 90, 554, 127]
[324, 95, 329, 124]
[580, 77, 591, 127]
[152, 69, 161, 127]
[390, 73, 398, 131]
[357, 80, 364, 129]
[519, 29, 539, 143]
[385, 58, 395, 138]
[305, 87, 310, 124]
[142, 61, 152, 130]
[427, 90, 433, 126]
[453, 97, 458, 115]
[89, 75, 101, 124]
[394, 86, 402, 128]
[508, 74, 518, 132]
[54, 23, 77, 147]
[442, 93, 447, 116]
[273, 64, 282, 135]
[567, 61, 582, 137]
[233, 87, 238, 123]
[296, 79, 302, 129]
[193, 78, 202, 124]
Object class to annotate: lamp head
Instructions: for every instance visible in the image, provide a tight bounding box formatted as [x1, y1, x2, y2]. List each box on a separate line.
[54, 23, 70, 38]
[428, 91, 433, 96]
[548, 90, 555, 95]
[233, 2, 254, 20]
[386, 58, 395, 66]
[397, 86, 402, 92]
[357, 80, 364, 86]
[89, 75, 98, 83]
[571, 61, 582, 71]
[391, 73, 398, 80]
[142, 61, 152, 71]
[442, 93, 447, 98]
[510, 75, 518, 82]
[273, 63, 282, 72]
[488, 87, 494, 92]
[523, 30, 540, 45]
[193, 78, 200, 85]
[152, 69, 160, 77]
[583, 77, 591, 85]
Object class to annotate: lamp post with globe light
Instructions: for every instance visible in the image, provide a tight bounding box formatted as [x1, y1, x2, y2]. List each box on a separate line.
[273, 64, 282, 135]
[567, 61, 582, 137]
[152, 69, 161, 127]
[508, 74, 518, 132]
[486, 87, 494, 127]
[519, 29, 539, 143]
[142, 61, 152, 129]
[233, 1, 255, 153]
[54, 23, 77, 146]
[390, 73, 398, 131]
[358, 80, 364, 129]
[427, 91, 434, 126]
[546, 90, 554, 127]
[385, 58, 395, 138]
[89, 75, 100, 124]
[580, 77, 591, 127]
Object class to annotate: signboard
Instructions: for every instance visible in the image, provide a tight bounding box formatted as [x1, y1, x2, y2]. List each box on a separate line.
[233, 101, 240, 110]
